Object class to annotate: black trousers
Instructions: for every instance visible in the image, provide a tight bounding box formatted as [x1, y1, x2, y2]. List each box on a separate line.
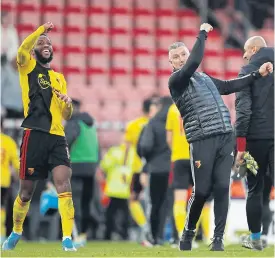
[246, 139, 274, 233]
[149, 173, 169, 241]
[71, 175, 95, 234]
[105, 197, 130, 240]
[185, 133, 234, 238]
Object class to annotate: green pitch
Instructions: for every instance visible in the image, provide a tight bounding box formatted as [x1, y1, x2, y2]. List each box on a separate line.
[1, 241, 274, 257]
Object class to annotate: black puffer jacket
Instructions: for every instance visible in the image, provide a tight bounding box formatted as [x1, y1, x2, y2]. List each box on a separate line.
[235, 47, 274, 140]
[169, 30, 264, 143]
[138, 101, 172, 174]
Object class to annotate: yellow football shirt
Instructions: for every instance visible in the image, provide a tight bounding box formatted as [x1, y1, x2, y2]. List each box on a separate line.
[124, 116, 149, 173]
[166, 104, 190, 161]
[17, 25, 69, 136]
[1, 133, 20, 188]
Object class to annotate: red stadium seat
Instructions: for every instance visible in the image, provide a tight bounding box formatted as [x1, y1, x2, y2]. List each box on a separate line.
[112, 53, 133, 75]
[43, 0, 64, 9]
[178, 9, 200, 31]
[224, 49, 244, 74]
[135, 0, 155, 11]
[98, 131, 122, 147]
[159, 0, 177, 10]
[134, 34, 155, 51]
[66, 0, 87, 9]
[18, 0, 40, 8]
[158, 14, 178, 32]
[113, 0, 133, 9]
[66, 12, 86, 30]
[203, 51, 225, 75]
[205, 30, 224, 53]
[111, 33, 132, 52]
[87, 28, 109, 50]
[112, 12, 132, 31]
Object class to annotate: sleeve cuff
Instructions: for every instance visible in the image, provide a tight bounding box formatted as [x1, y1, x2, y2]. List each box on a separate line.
[237, 137, 246, 152]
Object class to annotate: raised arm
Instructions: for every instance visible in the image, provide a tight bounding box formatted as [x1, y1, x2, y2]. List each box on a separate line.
[169, 23, 213, 92]
[17, 22, 53, 66]
[210, 62, 274, 95]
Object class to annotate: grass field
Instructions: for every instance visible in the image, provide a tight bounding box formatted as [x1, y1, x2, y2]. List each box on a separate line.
[1, 242, 274, 257]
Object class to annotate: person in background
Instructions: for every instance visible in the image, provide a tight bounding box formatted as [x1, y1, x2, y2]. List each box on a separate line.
[65, 99, 99, 246]
[166, 103, 211, 246]
[100, 133, 135, 240]
[138, 97, 173, 245]
[235, 36, 274, 251]
[0, 118, 20, 243]
[1, 11, 23, 118]
[124, 98, 152, 246]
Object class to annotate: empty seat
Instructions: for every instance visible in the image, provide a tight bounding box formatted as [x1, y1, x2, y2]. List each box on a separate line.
[111, 74, 132, 87]
[66, 0, 86, 9]
[113, 0, 133, 9]
[123, 101, 143, 120]
[134, 13, 155, 32]
[112, 13, 132, 31]
[44, 0, 64, 9]
[91, 0, 111, 9]
[65, 72, 86, 86]
[51, 51, 63, 72]
[134, 35, 155, 50]
[66, 12, 86, 30]
[135, 54, 155, 72]
[136, 82, 157, 96]
[111, 34, 132, 52]
[135, 0, 155, 11]
[157, 32, 177, 50]
[224, 49, 244, 73]
[112, 53, 132, 74]
[159, 0, 177, 10]
[206, 31, 224, 53]
[98, 131, 122, 147]
[203, 52, 225, 74]
[88, 70, 109, 86]
[178, 10, 200, 31]
[88, 52, 109, 70]
[19, 0, 40, 7]
[88, 30, 109, 50]
[158, 16, 177, 32]
[66, 31, 86, 49]
[20, 8, 40, 27]
[66, 53, 86, 70]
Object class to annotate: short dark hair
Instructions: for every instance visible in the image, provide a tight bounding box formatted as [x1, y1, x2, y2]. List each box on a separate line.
[142, 98, 152, 114]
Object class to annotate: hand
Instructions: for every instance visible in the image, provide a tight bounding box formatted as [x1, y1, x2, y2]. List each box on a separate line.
[53, 89, 72, 105]
[200, 23, 213, 33]
[43, 22, 54, 33]
[259, 62, 273, 77]
[235, 151, 245, 168]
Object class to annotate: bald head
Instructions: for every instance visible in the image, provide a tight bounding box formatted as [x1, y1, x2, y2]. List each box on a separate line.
[243, 36, 267, 61]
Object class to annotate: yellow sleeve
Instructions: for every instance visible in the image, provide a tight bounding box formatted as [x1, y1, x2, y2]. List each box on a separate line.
[124, 123, 134, 143]
[166, 106, 174, 131]
[17, 25, 45, 74]
[9, 139, 20, 172]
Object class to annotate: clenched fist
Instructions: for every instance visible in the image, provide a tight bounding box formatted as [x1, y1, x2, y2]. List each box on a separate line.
[200, 23, 213, 33]
[43, 22, 54, 33]
[259, 62, 273, 77]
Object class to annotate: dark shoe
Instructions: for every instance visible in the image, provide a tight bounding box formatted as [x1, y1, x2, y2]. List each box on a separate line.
[179, 230, 195, 251]
[209, 236, 224, 251]
[242, 235, 263, 251]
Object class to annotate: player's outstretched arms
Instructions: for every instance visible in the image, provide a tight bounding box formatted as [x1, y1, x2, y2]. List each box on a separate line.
[17, 22, 54, 66]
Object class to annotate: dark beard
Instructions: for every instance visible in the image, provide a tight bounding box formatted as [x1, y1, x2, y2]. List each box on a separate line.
[34, 49, 53, 64]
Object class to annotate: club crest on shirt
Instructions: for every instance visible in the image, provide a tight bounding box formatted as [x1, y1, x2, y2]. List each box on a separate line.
[38, 74, 51, 89]
[195, 160, 201, 168]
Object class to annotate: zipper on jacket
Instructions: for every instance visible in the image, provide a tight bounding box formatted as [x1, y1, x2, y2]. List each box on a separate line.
[204, 80, 226, 131]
